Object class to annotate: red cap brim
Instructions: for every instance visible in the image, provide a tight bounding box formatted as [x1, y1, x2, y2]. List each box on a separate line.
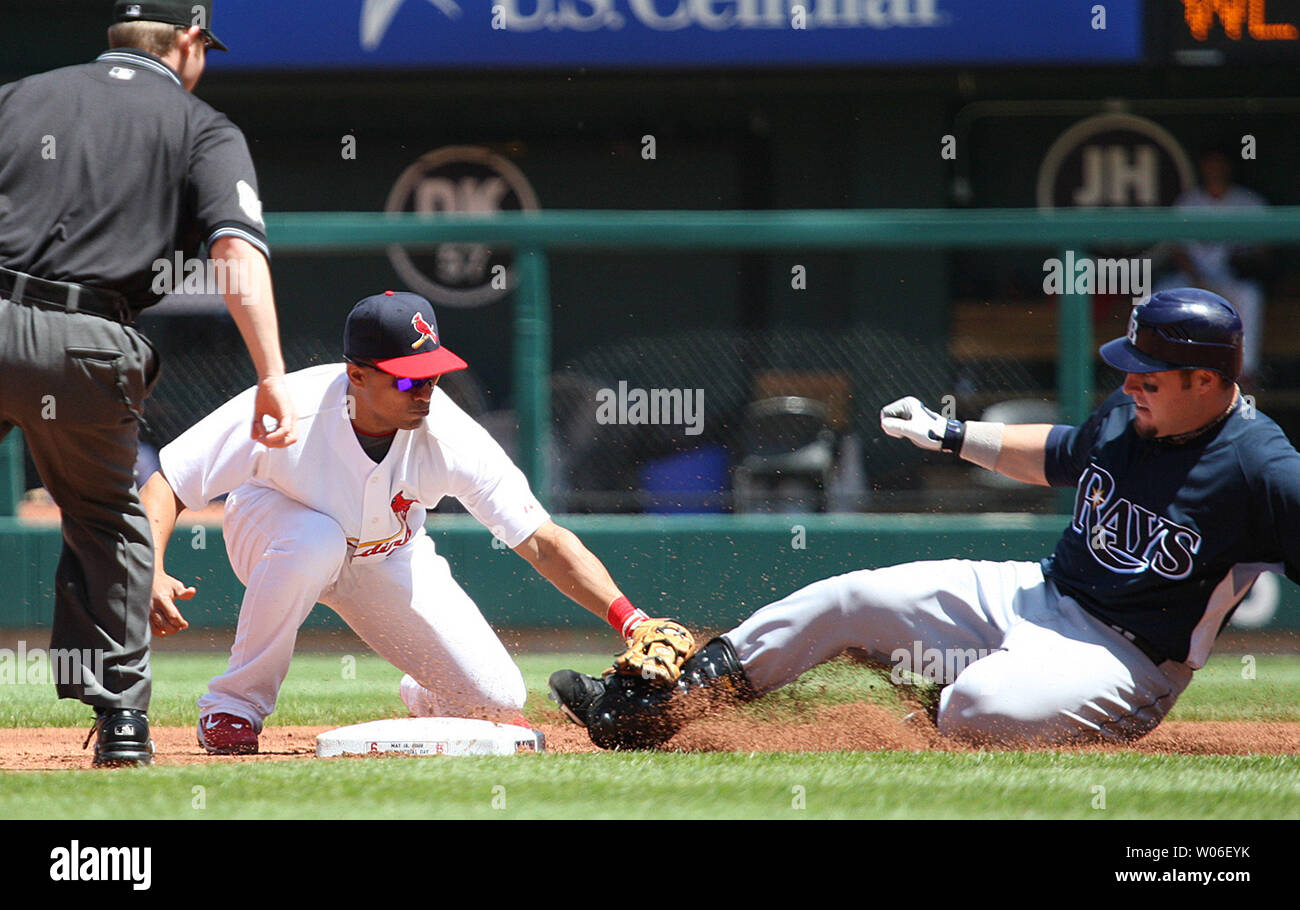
[375, 346, 468, 378]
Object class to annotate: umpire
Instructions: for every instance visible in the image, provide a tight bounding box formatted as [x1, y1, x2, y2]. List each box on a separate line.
[0, 1, 297, 765]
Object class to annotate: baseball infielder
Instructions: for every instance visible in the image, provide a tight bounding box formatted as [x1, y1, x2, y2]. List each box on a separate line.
[143, 291, 694, 754]
[551, 288, 1300, 749]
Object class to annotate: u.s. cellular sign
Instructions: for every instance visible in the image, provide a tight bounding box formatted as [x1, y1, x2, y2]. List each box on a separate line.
[207, 0, 1143, 69]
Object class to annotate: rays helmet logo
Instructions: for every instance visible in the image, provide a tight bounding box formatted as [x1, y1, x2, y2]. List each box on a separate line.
[1072, 464, 1201, 579]
[1127, 305, 1140, 344]
[384, 146, 540, 309]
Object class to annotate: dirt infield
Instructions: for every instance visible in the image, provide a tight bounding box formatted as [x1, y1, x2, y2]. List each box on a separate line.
[3, 704, 1297, 770]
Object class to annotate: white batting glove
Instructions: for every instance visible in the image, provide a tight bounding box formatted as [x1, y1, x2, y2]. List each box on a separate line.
[880, 396, 951, 452]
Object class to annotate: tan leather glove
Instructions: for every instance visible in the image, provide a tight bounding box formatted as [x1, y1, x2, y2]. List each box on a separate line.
[607, 619, 697, 686]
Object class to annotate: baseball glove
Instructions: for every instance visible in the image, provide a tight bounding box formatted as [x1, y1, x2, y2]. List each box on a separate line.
[606, 619, 697, 686]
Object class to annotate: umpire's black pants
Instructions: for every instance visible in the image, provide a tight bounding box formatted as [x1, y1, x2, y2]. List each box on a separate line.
[0, 297, 159, 711]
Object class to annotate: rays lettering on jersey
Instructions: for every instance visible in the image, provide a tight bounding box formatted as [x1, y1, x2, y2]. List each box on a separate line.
[354, 491, 418, 558]
[1072, 463, 1201, 579]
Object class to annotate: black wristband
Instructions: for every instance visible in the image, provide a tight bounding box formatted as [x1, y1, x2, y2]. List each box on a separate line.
[940, 419, 966, 454]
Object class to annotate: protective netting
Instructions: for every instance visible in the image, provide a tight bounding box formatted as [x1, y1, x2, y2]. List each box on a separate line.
[553, 325, 1042, 511]
[69, 313, 1049, 514]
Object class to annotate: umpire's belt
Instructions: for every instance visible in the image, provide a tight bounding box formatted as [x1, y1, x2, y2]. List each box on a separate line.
[0, 266, 131, 323]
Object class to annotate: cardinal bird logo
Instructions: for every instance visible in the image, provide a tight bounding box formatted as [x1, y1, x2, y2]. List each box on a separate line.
[391, 491, 418, 522]
[411, 312, 438, 349]
[355, 491, 420, 558]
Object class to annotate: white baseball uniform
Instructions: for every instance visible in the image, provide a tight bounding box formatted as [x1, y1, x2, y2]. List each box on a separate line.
[159, 363, 548, 729]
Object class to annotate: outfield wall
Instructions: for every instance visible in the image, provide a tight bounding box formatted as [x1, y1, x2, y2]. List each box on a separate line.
[2, 515, 1296, 633]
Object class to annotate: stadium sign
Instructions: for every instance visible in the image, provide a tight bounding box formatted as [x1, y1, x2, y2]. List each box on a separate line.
[1036, 114, 1195, 210]
[1161, 0, 1300, 65]
[384, 146, 541, 309]
[450, 0, 944, 32]
[208, 0, 1144, 69]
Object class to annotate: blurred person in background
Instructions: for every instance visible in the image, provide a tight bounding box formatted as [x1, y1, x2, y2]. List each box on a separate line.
[1157, 144, 1273, 388]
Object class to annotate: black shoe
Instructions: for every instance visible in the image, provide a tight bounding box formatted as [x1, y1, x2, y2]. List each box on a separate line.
[548, 670, 607, 727]
[550, 638, 755, 751]
[585, 673, 680, 751]
[549, 668, 679, 750]
[84, 708, 154, 767]
[676, 637, 754, 701]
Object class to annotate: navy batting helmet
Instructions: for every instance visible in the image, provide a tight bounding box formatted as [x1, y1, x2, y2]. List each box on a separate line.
[1099, 288, 1243, 380]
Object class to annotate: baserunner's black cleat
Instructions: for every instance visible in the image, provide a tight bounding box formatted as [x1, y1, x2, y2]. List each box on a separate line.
[550, 638, 757, 751]
[548, 670, 607, 727]
[676, 637, 754, 700]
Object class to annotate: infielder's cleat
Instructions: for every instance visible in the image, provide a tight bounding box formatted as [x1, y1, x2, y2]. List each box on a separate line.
[547, 670, 607, 727]
[197, 713, 259, 755]
[85, 708, 154, 767]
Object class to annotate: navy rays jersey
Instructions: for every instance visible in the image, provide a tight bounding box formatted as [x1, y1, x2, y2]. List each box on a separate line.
[1040, 389, 1300, 667]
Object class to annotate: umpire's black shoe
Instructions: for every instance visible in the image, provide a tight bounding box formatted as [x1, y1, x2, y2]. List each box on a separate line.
[85, 708, 154, 767]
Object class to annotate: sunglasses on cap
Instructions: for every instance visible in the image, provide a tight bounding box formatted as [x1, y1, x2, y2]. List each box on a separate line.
[347, 358, 441, 392]
[174, 25, 218, 50]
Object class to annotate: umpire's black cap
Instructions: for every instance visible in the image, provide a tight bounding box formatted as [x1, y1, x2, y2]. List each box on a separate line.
[1099, 288, 1243, 380]
[112, 1, 229, 52]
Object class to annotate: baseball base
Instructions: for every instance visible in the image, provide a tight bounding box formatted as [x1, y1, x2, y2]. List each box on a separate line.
[316, 717, 545, 758]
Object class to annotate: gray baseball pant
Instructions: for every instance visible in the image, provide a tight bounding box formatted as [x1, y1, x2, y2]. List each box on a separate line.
[0, 297, 159, 710]
[724, 559, 1194, 745]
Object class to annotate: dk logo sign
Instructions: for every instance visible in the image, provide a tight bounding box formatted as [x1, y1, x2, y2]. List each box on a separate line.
[384, 145, 540, 308]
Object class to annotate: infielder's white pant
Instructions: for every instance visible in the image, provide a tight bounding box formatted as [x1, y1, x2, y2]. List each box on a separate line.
[725, 560, 1194, 745]
[197, 484, 527, 729]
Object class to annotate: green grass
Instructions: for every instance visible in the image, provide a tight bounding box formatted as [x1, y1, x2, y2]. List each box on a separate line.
[1, 650, 1297, 819]
[3, 751, 1296, 820]
[1164, 653, 1300, 722]
[0, 651, 614, 728]
[5, 650, 1298, 728]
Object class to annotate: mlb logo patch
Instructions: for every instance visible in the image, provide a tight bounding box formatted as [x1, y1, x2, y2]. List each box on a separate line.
[125, 4, 142, 16]
[108, 67, 135, 80]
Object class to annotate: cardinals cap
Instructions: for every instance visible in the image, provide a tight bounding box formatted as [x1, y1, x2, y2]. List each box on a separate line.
[343, 290, 468, 379]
